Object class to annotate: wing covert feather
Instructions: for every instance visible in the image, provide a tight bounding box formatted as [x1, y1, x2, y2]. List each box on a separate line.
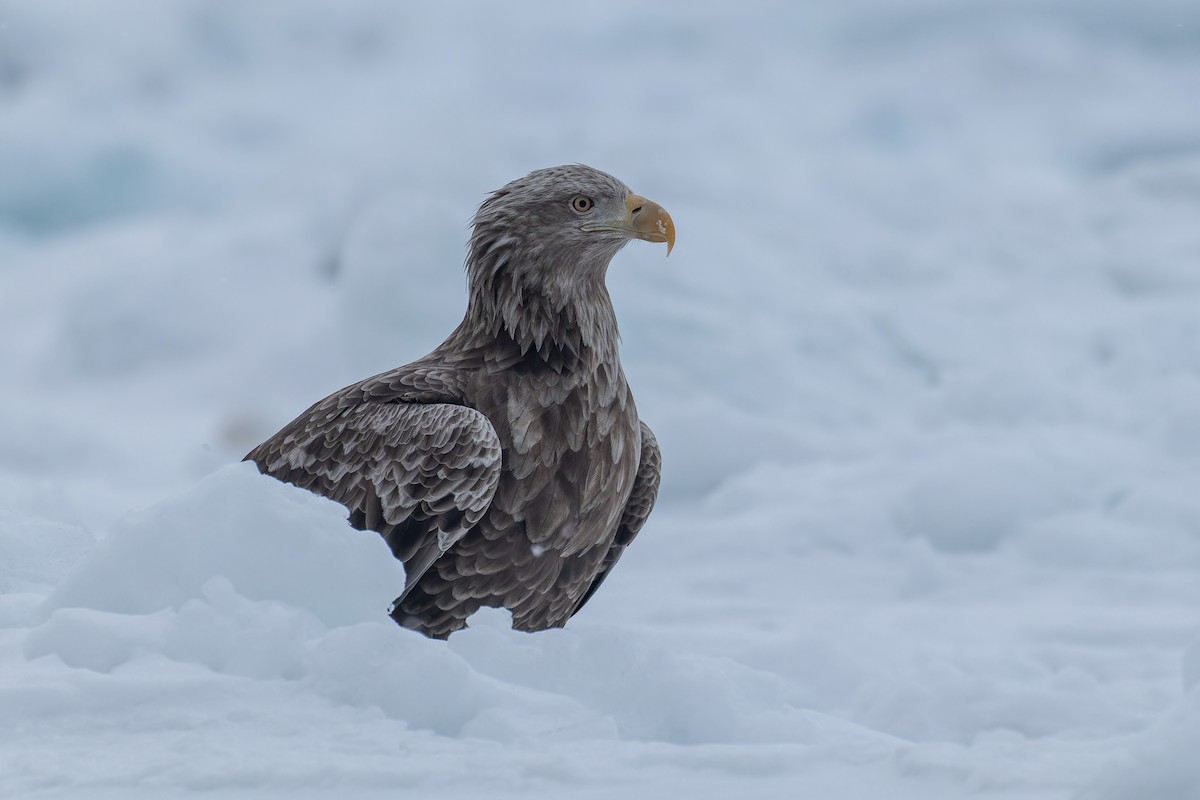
[571, 421, 661, 617]
[246, 400, 502, 599]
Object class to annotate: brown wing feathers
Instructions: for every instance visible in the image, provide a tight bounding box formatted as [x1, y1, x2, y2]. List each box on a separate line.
[246, 397, 502, 601]
[571, 422, 661, 617]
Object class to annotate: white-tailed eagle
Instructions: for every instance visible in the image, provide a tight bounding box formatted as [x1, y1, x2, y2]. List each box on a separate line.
[246, 165, 673, 639]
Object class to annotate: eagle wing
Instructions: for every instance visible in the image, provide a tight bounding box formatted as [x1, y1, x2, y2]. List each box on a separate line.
[571, 421, 661, 617]
[245, 395, 502, 607]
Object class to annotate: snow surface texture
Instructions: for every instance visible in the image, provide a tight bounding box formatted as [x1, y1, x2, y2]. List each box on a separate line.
[2, 1, 1200, 797]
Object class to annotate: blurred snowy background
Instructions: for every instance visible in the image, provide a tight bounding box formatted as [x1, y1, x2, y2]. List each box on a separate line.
[3, 1, 1200, 797]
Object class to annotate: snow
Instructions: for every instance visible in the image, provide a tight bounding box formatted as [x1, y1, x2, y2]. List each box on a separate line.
[3, 1, 1200, 797]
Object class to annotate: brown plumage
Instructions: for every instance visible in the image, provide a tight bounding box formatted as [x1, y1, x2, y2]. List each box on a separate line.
[246, 165, 673, 638]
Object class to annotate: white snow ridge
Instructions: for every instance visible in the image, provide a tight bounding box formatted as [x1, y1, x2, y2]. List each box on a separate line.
[4, 1, 1200, 798]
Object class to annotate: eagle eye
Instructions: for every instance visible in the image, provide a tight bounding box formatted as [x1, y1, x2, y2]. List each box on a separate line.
[569, 196, 594, 214]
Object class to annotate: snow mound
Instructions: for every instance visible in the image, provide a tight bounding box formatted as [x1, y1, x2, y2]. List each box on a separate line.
[448, 613, 829, 744]
[40, 462, 403, 628]
[0, 511, 94, 627]
[0, 510, 94, 595]
[19, 464, 848, 747]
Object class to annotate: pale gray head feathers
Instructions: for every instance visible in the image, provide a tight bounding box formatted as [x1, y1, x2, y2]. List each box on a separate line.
[462, 165, 634, 362]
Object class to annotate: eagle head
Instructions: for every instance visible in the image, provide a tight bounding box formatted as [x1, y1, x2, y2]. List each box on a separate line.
[468, 165, 674, 287]
[462, 164, 674, 357]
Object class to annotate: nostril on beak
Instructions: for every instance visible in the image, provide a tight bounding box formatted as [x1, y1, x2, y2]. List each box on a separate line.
[630, 205, 643, 215]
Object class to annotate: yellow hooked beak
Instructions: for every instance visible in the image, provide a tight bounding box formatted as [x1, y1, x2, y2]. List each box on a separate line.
[580, 193, 676, 255]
